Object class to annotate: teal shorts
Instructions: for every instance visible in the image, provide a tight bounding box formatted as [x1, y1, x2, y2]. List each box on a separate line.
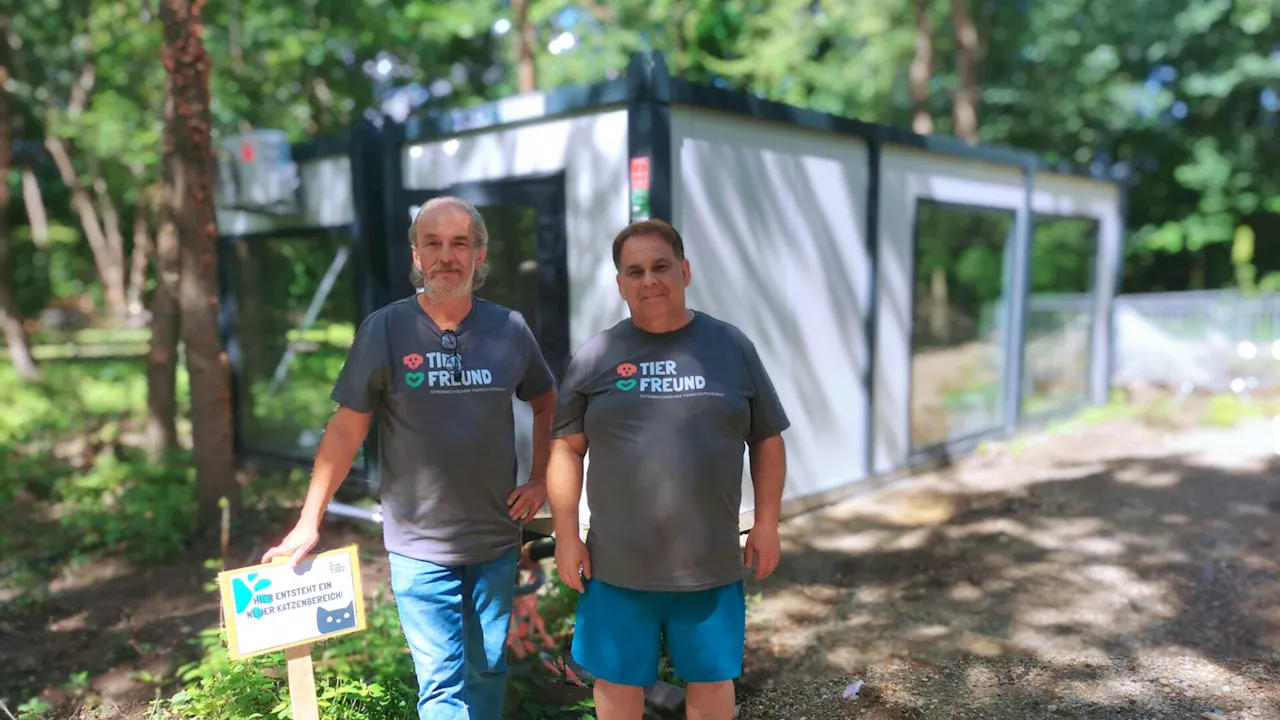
[570, 577, 746, 687]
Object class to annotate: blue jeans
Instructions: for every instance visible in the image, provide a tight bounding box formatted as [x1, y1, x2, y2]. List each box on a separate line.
[388, 547, 519, 720]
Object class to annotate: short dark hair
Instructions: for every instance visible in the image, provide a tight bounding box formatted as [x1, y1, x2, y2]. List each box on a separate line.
[611, 219, 685, 269]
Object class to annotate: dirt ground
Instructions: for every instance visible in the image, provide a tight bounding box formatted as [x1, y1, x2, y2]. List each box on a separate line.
[5, 408, 1280, 719]
[735, 411, 1280, 719]
[0, 519, 393, 719]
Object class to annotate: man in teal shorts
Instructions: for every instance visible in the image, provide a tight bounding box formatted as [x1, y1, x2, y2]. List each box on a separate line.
[546, 219, 790, 719]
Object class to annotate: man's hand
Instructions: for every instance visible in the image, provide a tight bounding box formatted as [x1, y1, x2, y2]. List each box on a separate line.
[508, 480, 548, 522]
[261, 519, 320, 568]
[554, 536, 592, 593]
[744, 521, 781, 580]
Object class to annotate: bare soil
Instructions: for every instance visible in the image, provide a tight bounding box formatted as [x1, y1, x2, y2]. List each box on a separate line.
[736, 411, 1280, 719]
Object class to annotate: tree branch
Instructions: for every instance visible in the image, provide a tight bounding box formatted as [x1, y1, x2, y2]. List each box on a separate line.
[21, 161, 50, 250]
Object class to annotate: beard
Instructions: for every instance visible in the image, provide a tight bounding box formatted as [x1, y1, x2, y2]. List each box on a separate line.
[422, 260, 475, 300]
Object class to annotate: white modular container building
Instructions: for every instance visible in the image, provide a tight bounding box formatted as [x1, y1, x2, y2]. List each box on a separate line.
[217, 51, 1125, 531]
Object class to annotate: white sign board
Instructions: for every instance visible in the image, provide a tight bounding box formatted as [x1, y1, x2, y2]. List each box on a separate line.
[218, 545, 367, 660]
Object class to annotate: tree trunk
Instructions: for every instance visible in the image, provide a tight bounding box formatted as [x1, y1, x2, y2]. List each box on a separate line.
[930, 267, 950, 343]
[160, 0, 237, 529]
[0, 12, 41, 381]
[146, 214, 180, 460]
[950, 0, 981, 144]
[1190, 249, 1206, 290]
[22, 161, 50, 251]
[910, 0, 935, 135]
[513, 0, 537, 93]
[93, 173, 131, 312]
[44, 61, 131, 320]
[45, 137, 130, 319]
[126, 197, 153, 317]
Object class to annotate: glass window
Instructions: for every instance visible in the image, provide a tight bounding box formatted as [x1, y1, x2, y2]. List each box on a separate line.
[225, 232, 360, 465]
[472, 205, 540, 329]
[1022, 215, 1098, 418]
[910, 200, 1014, 450]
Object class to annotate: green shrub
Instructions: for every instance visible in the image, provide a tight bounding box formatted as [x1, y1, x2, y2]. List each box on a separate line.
[168, 593, 418, 720]
[55, 451, 198, 565]
[164, 571, 609, 720]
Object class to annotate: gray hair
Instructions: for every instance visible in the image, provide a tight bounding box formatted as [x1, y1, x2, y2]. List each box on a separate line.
[408, 196, 491, 291]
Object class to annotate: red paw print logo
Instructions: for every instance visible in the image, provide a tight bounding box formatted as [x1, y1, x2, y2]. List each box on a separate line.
[616, 363, 638, 377]
[403, 353, 424, 370]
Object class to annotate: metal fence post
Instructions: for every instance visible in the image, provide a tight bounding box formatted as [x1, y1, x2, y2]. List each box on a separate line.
[349, 116, 390, 488]
[1003, 163, 1035, 434]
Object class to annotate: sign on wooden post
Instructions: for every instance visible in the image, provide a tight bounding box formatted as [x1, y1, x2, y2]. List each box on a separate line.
[217, 545, 367, 720]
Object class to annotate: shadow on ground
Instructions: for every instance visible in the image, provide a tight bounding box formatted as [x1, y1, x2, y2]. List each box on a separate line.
[738, 425, 1280, 719]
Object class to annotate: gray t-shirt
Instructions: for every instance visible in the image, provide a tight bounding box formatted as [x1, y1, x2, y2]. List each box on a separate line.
[552, 311, 790, 592]
[331, 297, 555, 566]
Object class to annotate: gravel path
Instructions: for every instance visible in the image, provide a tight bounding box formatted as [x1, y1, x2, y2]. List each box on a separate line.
[735, 412, 1280, 720]
[737, 658, 1279, 719]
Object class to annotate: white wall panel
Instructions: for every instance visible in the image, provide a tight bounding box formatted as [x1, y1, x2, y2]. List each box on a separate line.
[216, 155, 354, 236]
[672, 106, 873, 523]
[402, 109, 631, 351]
[874, 146, 1024, 473]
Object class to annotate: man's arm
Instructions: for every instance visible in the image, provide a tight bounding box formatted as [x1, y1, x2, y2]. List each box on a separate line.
[737, 326, 790, 579]
[297, 407, 373, 528]
[547, 433, 588, 537]
[743, 433, 786, 579]
[737, 327, 790, 528]
[749, 434, 786, 527]
[526, 388, 557, 486]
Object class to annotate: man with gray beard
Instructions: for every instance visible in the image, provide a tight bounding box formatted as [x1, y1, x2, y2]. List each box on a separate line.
[262, 197, 558, 720]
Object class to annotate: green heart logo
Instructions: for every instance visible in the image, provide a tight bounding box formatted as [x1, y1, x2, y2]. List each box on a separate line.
[616, 379, 637, 391]
[405, 371, 425, 388]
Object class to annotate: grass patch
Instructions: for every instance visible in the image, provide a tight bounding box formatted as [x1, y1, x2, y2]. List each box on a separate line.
[988, 386, 1280, 459]
[1202, 392, 1280, 427]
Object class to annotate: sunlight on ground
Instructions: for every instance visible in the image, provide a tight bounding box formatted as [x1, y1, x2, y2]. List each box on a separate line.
[1113, 464, 1182, 488]
[1053, 656, 1267, 707]
[749, 417, 1280, 695]
[809, 486, 961, 527]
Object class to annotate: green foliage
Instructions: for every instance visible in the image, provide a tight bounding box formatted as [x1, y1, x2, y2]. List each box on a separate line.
[7, 0, 1280, 329]
[14, 697, 54, 719]
[531, 569, 582, 644]
[165, 583, 599, 720]
[0, 358, 198, 567]
[8, 221, 91, 317]
[0, 358, 145, 447]
[1030, 217, 1097, 294]
[54, 452, 197, 564]
[1202, 392, 1279, 428]
[167, 599, 420, 720]
[202, 0, 509, 139]
[244, 348, 350, 436]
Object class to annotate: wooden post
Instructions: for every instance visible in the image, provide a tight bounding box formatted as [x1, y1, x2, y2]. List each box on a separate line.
[284, 643, 320, 720]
